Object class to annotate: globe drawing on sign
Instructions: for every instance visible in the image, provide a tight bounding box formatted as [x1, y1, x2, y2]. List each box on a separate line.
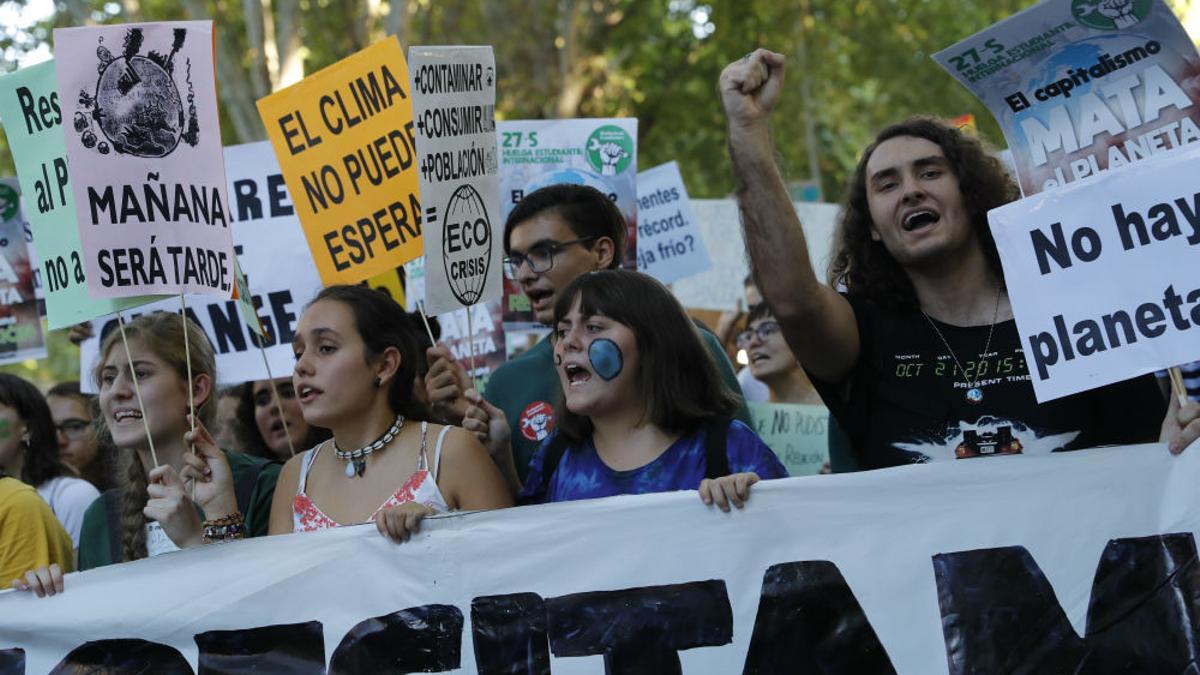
[522, 168, 617, 203]
[75, 27, 200, 158]
[443, 184, 494, 305]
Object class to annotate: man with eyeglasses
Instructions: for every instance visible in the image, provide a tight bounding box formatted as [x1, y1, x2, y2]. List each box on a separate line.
[425, 183, 750, 484]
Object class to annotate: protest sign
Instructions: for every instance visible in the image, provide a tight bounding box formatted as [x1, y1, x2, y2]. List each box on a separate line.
[3, 444, 1198, 673]
[749, 401, 830, 476]
[77, 141, 324, 389]
[0, 179, 45, 364]
[672, 199, 839, 311]
[989, 144, 1200, 402]
[498, 118, 637, 323]
[54, 21, 235, 298]
[635, 161, 711, 284]
[257, 37, 423, 287]
[410, 46, 501, 316]
[401, 255, 505, 382]
[0, 60, 162, 327]
[934, 0, 1200, 195]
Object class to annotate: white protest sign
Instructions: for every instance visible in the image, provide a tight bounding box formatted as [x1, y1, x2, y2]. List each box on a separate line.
[409, 46, 500, 317]
[54, 21, 234, 299]
[989, 145, 1200, 402]
[77, 141, 323, 390]
[3, 445, 1198, 673]
[933, 0, 1200, 196]
[498, 118, 638, 323]
[672, 199, 839, 311]
[635, 161, 711, 283]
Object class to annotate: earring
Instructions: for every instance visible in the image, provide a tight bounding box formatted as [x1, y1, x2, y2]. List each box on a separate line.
[374, 376, 382, 388]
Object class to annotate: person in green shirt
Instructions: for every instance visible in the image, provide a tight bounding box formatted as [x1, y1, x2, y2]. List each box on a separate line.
[16, 312, 279, 596]
[424, 183, 750, 484]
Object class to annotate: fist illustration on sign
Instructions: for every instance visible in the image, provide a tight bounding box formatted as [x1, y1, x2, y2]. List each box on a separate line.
[587, 138, 629, 176]
[1098, 0, 1139, 28]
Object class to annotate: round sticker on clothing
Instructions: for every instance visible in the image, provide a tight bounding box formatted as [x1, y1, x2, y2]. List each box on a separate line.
[519, 401, 556, 442]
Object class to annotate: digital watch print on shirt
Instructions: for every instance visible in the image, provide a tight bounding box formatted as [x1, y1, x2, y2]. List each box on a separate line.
[882, 340, 1080, 464]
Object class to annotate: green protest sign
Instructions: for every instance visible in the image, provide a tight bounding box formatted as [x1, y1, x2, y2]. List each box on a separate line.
[0, 60, 160, 329]
[748, 402, 830, 476]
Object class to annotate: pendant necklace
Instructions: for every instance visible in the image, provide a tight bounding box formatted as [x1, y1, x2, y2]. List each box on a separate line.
[333, 414, 405, 477]
[922, 287, 1001, 405]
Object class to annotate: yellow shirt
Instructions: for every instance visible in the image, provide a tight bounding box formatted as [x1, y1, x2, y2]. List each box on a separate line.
[0, 476, 75, 583]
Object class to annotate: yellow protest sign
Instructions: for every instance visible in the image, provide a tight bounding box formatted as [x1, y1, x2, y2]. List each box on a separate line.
[257, 37, 422, 286]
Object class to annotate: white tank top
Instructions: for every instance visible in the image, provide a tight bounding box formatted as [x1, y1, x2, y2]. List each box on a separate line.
[292, 422, 451, 532]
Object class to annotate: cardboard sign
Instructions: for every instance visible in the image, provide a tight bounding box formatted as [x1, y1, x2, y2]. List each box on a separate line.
[635, 161, 711, 284]
[257, 37, 423, 286]
[748, 402, 830, 476]
[3, 444, 1198, 673]
[497, 118, 638, 323]
[409, 46, 501, 316]
[0, 179, 46, 364]
[989, 145, 1200, 401]
[78, 141, 325, 389]
[0, 62, 164, 327]
[671, 199, 839, 311]
[54, 21, 235, 298]
[934, 0, 1200, 195]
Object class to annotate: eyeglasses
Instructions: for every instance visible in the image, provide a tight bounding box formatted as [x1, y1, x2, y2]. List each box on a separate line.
[736, 320, 781, 349]
[503, 237, 596, 280]
[56, 418, 94, 440]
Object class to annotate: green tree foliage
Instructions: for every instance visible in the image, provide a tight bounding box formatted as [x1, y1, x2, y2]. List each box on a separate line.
[5, 0, 1197, 385]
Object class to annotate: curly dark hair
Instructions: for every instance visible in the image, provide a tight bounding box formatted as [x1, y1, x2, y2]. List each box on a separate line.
[829, 117, 1019, 308]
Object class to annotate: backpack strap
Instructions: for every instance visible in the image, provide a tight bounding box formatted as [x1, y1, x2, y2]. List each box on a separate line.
[703, 417, 733, 480]
[102, 488, 123, 563]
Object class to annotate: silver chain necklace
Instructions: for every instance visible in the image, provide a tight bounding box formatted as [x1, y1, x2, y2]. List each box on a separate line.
[333, 414, 405, 477]
[921, 287, 1002, 405]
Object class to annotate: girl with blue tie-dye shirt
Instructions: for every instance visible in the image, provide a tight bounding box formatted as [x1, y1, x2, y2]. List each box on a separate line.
[488, 270, 786, 509]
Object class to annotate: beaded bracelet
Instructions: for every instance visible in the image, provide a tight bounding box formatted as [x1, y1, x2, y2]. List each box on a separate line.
[202, 512, 246, 544]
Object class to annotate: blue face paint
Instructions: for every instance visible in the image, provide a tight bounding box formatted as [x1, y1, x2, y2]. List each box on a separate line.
[588, 338, 623, 381]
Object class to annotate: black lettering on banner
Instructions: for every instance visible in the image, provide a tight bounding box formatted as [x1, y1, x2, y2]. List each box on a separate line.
[233, 179, 262, 221]
[328, 604, 462, 674]
[0, 648, 24, 675]
[471, 593, 551, 675]
[48, 639, 192, 674]
[207, 301, 248, 353]
[195, 621, 324, 674]
[545, 580, 733, 674]
[934, 533, 1200, 673]
[742, 561, 897, 673]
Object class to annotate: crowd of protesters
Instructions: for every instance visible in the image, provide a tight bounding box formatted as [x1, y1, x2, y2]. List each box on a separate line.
[4, 49, 1198, 598]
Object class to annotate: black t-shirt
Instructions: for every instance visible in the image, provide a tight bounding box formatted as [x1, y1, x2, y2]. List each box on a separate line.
[810, 296, 1166, 470]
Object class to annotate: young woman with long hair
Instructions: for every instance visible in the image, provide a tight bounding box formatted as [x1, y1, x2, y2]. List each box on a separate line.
[234, 378, 330, 461]
[469, 270, 787, 510]
[268, 285, 511, 541]
[12, 312, 280, 596]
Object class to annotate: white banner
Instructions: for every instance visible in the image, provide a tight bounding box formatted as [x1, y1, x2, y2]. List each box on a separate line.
[635, 161, 711, 284]
[672, 199, 839, 311]
[989, 145, 1200, 402]
[77, 141, 323, 389]
[2, 444, 1198, 673]
[410, 46, 501, 316]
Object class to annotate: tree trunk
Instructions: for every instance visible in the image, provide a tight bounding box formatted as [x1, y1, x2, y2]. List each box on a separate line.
[243, 0, 272, 99]
[272, 0, 304, 89]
